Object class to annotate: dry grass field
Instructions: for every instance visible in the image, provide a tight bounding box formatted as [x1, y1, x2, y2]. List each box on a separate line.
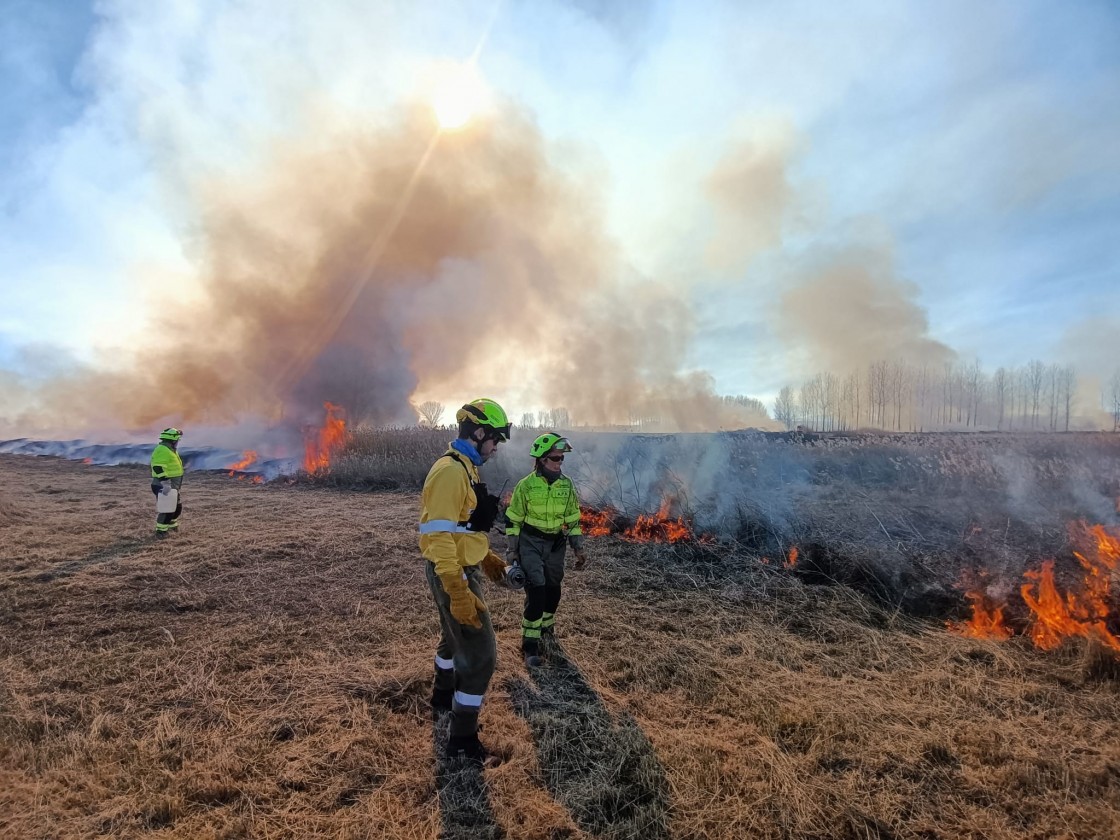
[2, 451, 1120, 839]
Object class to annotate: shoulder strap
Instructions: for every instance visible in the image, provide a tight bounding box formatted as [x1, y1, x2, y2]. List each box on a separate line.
[446, 450, 473, 479]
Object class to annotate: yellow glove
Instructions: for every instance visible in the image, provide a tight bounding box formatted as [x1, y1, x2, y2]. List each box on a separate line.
[480, 550, 507, 584]
[440, 573, 487, 629]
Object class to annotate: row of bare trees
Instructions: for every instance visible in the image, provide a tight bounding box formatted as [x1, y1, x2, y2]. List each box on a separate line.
[412, 364, 1120, 434]
[413, 402, 575, 431]
[773, 360, 1101, 432]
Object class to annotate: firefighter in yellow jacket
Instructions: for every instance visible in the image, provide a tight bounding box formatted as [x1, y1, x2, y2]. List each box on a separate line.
[419, 398, 511, 764]
[504, 433, 588, 667]
[150, 428, 185, 539]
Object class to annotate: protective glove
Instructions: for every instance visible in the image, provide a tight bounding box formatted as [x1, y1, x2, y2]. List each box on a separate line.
[569, 535, 588, 569]
[440, 573, 487, 629]
[480, 550, 506, 584]
[151, 480, 163, 493]
[505, 534, 520, 565]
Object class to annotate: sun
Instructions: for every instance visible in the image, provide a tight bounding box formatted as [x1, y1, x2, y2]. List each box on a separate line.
[429, 64, 489, 130]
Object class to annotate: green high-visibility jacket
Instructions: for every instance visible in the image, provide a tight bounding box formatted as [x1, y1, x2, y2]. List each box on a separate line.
[505, 471, 582, 537]
[150, 444, 184, 481]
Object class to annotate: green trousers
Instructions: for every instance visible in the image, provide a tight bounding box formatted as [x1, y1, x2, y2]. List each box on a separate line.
[426, 562, 496, 737]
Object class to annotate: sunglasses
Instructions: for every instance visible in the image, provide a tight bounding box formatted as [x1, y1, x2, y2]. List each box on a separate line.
[544, 454, 565, 463]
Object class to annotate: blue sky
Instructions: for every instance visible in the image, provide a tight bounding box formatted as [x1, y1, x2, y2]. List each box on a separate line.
[1, 0, 1118, 432]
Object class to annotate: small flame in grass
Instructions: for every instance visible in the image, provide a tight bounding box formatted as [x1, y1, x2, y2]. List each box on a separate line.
[227, 450, 258, 477]
[82, 458, 93, 465]
[949, 589, 1014, 641]
[785, 546, 799, 569]
[624, 512, 695, 543]
[303, 402, 347, 473]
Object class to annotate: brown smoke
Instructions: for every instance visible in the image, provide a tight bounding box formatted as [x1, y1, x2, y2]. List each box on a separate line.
[779, 245, 955, 375]
[9, 102, 751, 437]
[704, 127, 797, 274]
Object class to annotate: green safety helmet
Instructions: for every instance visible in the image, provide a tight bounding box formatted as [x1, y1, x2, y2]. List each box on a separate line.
[158, 427, 184, 441]
[455, 398, 512, 441]
[531, 432, 573, 459]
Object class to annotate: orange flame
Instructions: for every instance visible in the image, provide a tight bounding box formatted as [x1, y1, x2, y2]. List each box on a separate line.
[624, 512, 694, 543]
[785, 546, 799, 569]
[578, 504, 711, 543]
[580, 507, 616, 538]
[950, 521, 1120, 652]
[82, 458, 93, 465]
[302, 402, 347, 473]
[1020, 523, 1120, 652]
[227, 450, 258, 477]
[949, 589, 1014, 641]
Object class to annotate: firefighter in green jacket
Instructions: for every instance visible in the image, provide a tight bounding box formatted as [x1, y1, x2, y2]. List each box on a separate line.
[419, 398, 511, 765]
[504, 432, 589, 667]
[150, 428, 185, 539]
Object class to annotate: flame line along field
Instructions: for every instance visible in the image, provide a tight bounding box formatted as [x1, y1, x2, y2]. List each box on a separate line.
[950, 521, 1120, 651]
[1, 453, 1119, 840]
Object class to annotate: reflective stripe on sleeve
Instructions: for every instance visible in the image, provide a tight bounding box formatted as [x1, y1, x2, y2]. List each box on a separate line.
[419, 519, 471, 534]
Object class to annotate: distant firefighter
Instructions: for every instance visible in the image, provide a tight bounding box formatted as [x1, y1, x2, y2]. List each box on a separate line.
[150, 428, 184, 539]
[505, 432, 589, 667]
[419, 398, 512, 766]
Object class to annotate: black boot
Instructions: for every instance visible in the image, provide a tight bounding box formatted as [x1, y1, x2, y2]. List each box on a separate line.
[522, 638, 542, 668]
[444, 733, 490, 766]
[431, 687, 453, 719]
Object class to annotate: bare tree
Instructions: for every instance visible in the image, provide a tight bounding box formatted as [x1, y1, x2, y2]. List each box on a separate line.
[992, 367, 1009, 430]
[416, 401, 445, 428]
[963, 360, 984, 427]
[519, 412, 536, 430]
[868, 360, 889, 427]
[799, 377, 822, 431]
[1059, 365, 1076, 431]
[550, 407, 571, 429]
[1110, 369, 1120, 431]
[1025, 359, 1045, 429]
[889, 362, 907, 430]
[773, 386, 797, 430]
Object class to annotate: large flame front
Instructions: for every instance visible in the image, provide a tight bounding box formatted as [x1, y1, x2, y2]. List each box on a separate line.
[951, 521, 1120, 652]
[579, 498, 711, 544]
[302, 402, 347, 473]
[1020, 523, 1120, 652]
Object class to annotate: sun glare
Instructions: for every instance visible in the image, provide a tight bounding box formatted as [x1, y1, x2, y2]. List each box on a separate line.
[429, 64, 489, 130]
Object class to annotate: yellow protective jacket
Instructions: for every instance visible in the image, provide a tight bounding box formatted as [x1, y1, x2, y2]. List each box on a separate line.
[150, 444, 184, 481]
[505, 471, 582, 537]
[419, 448, 491, 579]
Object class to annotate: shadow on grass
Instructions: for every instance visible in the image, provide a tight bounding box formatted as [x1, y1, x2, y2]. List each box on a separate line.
[432, 714, 505, 840]
[33, 537, 148, 582]
[506, 638, 671, 839]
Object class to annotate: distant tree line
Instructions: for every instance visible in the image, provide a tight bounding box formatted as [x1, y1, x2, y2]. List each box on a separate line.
[772, 359, 1118, 432]
[408, 364, 1120, 434]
